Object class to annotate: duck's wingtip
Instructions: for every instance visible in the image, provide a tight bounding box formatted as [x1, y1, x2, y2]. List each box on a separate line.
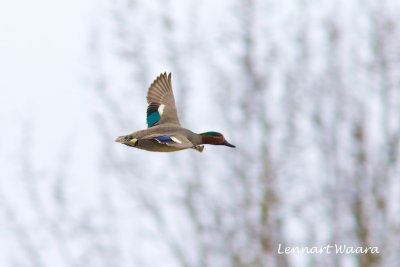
[158, 72, 171, 79]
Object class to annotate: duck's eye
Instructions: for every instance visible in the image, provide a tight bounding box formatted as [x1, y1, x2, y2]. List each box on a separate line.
[125, 136, 131, 141]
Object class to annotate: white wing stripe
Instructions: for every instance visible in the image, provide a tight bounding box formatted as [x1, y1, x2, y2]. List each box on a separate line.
[158, 104, 165, 115]
[171, 136, 182, 144]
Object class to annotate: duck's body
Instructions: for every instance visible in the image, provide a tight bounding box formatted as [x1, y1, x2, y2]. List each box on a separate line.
[115, 72, 235, 152]
[122, 123, 202, 152]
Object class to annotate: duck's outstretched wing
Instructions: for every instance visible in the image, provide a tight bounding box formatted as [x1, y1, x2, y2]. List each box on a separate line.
[146, 72, 181, 127]
[152, 135, 193, 149]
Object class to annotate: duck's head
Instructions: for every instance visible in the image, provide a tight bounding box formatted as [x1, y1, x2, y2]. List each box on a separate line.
[200, 131, 235, 148]
[115, 135, 138, 147]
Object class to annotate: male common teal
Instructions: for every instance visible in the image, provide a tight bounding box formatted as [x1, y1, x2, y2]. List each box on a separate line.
[115, 72, 235, 152]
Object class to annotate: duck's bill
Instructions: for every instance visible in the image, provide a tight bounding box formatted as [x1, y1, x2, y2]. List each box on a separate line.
[223, 140, 236, 148]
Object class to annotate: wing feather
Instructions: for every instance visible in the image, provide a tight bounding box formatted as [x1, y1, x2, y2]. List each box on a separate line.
[146, 72, 181, 127]
[151, 134, 193, 149]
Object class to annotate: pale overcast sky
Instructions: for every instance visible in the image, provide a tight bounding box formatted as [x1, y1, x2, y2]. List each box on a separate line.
[0, 0, 96, 169]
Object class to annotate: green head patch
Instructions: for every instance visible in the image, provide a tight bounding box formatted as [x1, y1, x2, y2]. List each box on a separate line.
[200, 131, 222, 137]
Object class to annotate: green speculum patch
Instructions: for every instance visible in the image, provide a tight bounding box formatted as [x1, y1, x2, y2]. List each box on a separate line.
[147, 112, 160, 127]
